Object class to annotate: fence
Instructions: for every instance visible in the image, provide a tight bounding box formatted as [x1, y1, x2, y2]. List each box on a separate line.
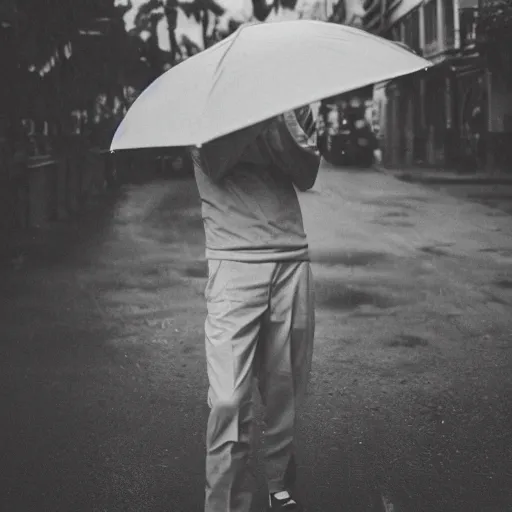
[0, 146, 113, 232]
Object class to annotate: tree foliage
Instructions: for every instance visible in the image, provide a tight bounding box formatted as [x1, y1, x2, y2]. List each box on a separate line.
[477, 0, 512, 83]
[328, 0, 346, 23]
[252, 0, 299, 21]
[478, 0, 512, 37]
[129, 0, 308, 71]
[130, 0, 227, 69]
[3, 1, 146, 156]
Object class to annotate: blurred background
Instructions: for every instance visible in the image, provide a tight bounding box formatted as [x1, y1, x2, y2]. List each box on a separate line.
[2, 4, 512, 512]
[1, 0, 511, 232]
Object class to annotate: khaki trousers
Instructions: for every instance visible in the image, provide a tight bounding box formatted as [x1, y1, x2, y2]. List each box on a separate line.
[204, 260, 315, 512]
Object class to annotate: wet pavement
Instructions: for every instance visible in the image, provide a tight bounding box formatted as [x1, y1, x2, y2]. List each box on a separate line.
[2, 162, 512, 512]
[428, 183, 512, 217]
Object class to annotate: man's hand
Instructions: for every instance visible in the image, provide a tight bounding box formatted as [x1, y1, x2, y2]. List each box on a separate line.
[261, 107, 320, 192]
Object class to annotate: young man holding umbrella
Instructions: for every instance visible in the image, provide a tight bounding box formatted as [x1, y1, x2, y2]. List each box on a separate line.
[190, 106, 320, 512]
[109, 20, 432, 512]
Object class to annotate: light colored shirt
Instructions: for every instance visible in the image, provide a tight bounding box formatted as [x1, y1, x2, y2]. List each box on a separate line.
[191, 108, 320, 263]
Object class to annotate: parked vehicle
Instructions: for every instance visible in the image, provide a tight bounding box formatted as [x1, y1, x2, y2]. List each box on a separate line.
[318, 88, 378, 168]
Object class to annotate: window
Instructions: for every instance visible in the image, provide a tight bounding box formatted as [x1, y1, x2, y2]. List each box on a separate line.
[391, 24, 401, 41]
[443, 0, 455, 47]
[459, 8, 478, 47]
[403, 15, 412, 46]
[381, 29, 393, 40]
[403, 9, 420, 52]
[410, 9, 420, 52]
[424, 0, 438, 48]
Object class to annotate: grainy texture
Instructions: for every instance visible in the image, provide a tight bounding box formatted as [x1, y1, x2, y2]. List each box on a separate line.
[1, 163, 511, 512]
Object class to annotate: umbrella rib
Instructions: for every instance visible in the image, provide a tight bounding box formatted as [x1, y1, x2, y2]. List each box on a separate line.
[212, 24, 245, 78]
[113, 20, 433, 150]
[196, 25, 249, 145]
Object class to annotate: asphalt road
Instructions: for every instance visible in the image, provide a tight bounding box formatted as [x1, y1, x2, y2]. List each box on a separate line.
[429, 183, 512, 217]
[1, 163, 512, 512]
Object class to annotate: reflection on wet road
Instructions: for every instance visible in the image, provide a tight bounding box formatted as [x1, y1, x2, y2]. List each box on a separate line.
[1, 166, 512, 511]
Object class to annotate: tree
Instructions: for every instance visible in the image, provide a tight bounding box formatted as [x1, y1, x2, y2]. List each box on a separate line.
[477, 0, 512, 84]
[329, 0, 346, 23]
[327, 0, 365, 26]
[130, 0, 226, 70]
[179, 0, 225, 51]
[131, 0, 167, 76]
[478, 0, 512, 36]
[163, 0, 182, 64]
[251, 0, 299, 21]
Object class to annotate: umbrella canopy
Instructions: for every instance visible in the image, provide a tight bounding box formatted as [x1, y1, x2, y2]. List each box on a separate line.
[111, 20, 431, 151]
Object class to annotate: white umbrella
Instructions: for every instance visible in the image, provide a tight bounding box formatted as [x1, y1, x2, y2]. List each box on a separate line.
[111, 20, 431, 151]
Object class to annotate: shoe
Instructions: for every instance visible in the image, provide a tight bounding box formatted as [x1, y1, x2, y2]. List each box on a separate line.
[268, 491, 303, 511]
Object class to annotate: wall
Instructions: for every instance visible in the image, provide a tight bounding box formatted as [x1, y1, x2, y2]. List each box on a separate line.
[387, 0, 425, 27]
[488, 71, 512, 133]
[485, 70, 512, 171]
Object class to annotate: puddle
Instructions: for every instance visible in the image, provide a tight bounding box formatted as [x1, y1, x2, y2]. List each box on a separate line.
[419, 245, 452, 257]
[113, 271, 182, 291]
[468, 193, 512, 201]
[364, 199, 418, 210]
[381, 211, 410, 218]
[182, 260, 208, 278]
[383, 334, 429, 349]
[185, 216, 204, 231]
[311, 250, 391, 267]
[373, 220, 416, 228]
[479, 248, 512, 258]
[494, 279, 512, 290]
[405, 195, 431, 203]
[140, 267, 162, 277]
[485, 210, 509, 217]
[485, 292, 510, 306]
[351, 310, 394, 318]
[320, 285, 397, 311]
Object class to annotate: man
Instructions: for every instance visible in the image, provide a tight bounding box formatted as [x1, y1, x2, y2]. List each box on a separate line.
[190, 105, 320, 512]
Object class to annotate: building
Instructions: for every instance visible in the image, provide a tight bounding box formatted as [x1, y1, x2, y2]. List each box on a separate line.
[0, 1, 147, 231]
[332, 0, 512, 171]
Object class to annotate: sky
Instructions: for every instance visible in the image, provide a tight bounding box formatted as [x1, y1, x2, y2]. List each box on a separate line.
[115, 0, 339, 52]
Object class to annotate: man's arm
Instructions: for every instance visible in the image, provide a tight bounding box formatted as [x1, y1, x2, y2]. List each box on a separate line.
[259, 106, 320, 192]
[189, 118, 271, 182]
